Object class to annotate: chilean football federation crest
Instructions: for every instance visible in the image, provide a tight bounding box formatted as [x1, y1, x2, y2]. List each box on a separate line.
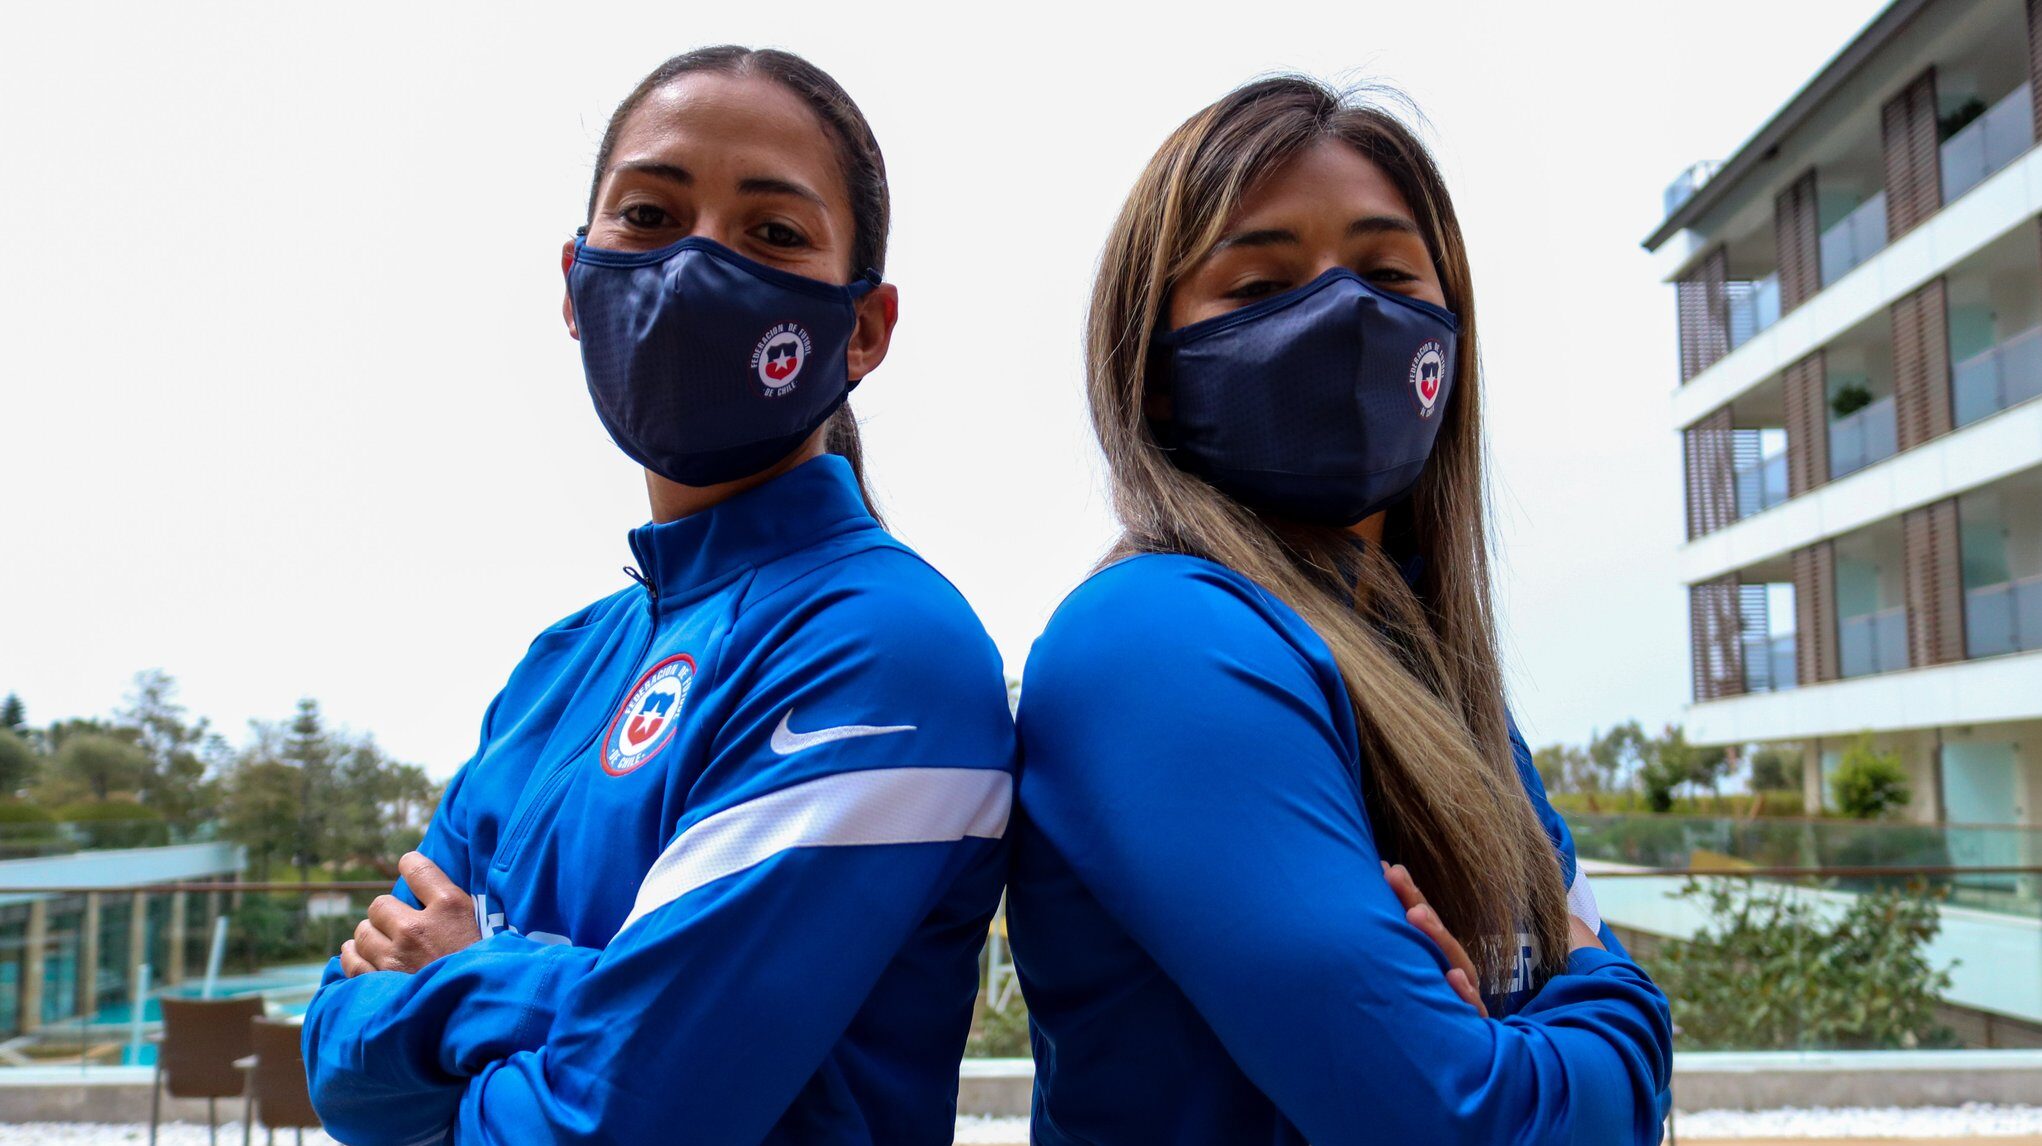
[602, 653, 696, 775]
[750, 322, 813, 397]
[1409, 339, 1446, 418]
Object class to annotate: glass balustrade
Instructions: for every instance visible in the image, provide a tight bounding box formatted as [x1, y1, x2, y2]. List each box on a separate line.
[1818, 190, 1888, 286]
[1941, 82, 2037, 204]
[1828, 393, 1898, 479]
[1952, 322, 2042, 428]
[1965, 573, 2042, 658]
[1838, 605, 1910, 678]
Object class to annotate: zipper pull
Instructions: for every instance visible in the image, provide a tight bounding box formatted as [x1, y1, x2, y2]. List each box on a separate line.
[623, 565, 657, 600]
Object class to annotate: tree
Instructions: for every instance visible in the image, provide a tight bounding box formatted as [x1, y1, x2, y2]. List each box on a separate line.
[51, 733, 151, 802]
[221, 756, 303, 882]
[1831, 736, 1910, 820]
[0, 694, 24, 734]
[1588, 721, 1650, 793]
[1532, 743, 1594, 794]
[0, 730, 38, 796]
[118, 670, 217, 825]
[1748, 747, 1802, 793]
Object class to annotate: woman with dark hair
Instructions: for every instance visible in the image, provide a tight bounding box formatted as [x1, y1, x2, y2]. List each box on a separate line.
[1007, 77, 1673, 1144]
[301, 47, 1014, 1146]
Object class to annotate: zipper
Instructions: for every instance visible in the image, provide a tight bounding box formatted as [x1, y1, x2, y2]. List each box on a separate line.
[491, 570, 659, 874]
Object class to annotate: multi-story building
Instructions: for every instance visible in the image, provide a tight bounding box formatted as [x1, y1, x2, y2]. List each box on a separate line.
[1646, 0, 2042, 830]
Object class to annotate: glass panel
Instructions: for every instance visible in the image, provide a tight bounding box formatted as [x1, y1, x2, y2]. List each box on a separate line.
[1941, 82, 2037, 203]
[1839, 605, 1909, 677]
[1819, 189, 1889, 286]
[1954, 322, 2042, 427]
[1828, 394, 1898, 479]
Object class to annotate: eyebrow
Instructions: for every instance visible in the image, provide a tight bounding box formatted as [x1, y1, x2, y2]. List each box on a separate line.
[1213, 214, 1423, 250]
[605, 162, 826, 209]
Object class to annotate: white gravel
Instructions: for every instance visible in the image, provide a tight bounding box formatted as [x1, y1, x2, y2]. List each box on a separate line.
[1677, 1103, 2042, 1138]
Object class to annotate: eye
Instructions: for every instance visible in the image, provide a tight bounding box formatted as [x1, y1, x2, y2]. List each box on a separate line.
[1225, 278, 1289, 301]
[617, 203, 673, 229]
[753, 220, 810, 249]
[1366, 267, 1420, 284]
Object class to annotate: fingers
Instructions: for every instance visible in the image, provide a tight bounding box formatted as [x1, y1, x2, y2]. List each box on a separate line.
[339, 939, 373, 979]
[1382, 861, 1488, 1018]
[399, 852, 462, 908]
[353, 917, 404, 973]
[1445, 968, 1488, 1017]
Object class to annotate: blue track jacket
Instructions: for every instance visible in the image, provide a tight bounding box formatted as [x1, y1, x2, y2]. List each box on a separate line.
[1009, 554, 1673, 1146]
[302, 455, 1016, 1146]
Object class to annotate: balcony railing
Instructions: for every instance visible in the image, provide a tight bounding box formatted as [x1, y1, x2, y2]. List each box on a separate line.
[1839, 605, 1910, 678]
[1953, 322, 2042, 428]
[1828, 393, 1898, 479]
[1733, 450, 1788, 520]
[1740, 632, 1798, 693]
[1726, 274, 1782, 351]
[1965, 572, 2042, 659]
[1941, 82, 2036, 204]
[1818, 190, 1888, 286]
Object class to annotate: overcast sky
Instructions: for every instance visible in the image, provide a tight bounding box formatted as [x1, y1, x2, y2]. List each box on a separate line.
[0, 1, 1889, 777]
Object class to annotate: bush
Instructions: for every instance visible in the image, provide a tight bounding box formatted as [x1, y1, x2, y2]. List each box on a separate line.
[966, 988, 1031, 1058]
[1830, 738, 1910, 820]
[1650, 879, 1955, 1050]
[0, 801, 63, 859]
[54, 800, 168, 849]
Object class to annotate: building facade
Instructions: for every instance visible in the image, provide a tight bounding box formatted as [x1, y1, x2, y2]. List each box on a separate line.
[1647, 0, 2042, 831]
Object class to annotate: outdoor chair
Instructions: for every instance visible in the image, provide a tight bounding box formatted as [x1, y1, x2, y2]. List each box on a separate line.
[242, 1016, 321, 1146]
[151, 995, 265, 1146]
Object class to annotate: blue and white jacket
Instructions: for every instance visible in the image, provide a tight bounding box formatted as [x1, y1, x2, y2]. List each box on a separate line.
[1009, 553, 1673, 1146]
[302, 455, 1016, 1146]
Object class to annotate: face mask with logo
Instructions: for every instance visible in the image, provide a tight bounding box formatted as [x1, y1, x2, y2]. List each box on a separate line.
[1149, 267, 1459, 526]
[568, 232, 882, 487]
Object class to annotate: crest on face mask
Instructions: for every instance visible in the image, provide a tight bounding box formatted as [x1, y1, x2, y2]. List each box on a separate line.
[1410, 340, 1445, 418]
[752, 323, 813, 397]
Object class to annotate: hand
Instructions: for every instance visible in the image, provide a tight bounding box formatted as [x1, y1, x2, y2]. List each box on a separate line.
[340, 852, 480, 977]
[1382, 861, 1486, 1018]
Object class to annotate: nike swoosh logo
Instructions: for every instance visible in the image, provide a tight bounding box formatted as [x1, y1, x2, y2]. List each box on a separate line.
[769, 710, 917, 756]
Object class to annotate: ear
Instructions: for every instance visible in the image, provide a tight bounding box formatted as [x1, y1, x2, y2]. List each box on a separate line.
[845, 283, 898, 382]
[560, 239, 581, 341]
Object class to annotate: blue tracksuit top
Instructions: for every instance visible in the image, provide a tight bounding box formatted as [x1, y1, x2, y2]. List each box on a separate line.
[1009, 553, 1673, 1146]
[301, 454, 1016, 1146]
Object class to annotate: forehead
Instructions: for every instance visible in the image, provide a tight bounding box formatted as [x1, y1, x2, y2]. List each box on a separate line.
[607, 71, 846, 198]
[1230, 137, 1416, 228]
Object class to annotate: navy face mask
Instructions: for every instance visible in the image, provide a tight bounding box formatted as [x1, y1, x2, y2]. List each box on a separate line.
[1150, 268, 1459, 526]
[568, 233, 881, 487]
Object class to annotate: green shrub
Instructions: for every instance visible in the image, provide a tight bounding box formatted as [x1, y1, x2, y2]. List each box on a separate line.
[1651, 879, 1955, 1050]
[1829, 381, 1874, 418]
[966, 988, 1031, 1058]
[54, 801, 168, 849]
[1830, 738, 1910, 820]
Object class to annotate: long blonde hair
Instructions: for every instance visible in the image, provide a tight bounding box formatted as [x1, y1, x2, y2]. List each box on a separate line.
[1088, 76, 1567, 987]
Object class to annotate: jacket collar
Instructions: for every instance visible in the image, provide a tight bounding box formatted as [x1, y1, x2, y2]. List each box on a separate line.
[625, 454, 872, 600]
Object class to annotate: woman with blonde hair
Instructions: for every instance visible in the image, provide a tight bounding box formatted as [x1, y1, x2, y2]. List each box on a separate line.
[1008, 76, 1672, 1144]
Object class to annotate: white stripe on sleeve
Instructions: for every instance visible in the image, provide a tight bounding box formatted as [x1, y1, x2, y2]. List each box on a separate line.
[614, 765, 1011, 938]
[1566, 868, 1603, 934]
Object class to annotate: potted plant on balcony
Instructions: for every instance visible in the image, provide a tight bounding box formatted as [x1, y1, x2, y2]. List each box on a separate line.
[1829, 380, 1874, 419]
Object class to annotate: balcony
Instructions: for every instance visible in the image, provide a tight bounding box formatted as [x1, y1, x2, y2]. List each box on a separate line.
[1818, 191, 1888, 287]
[1839, 605, 1911, 678]
[1726, 274, 1782, 351]
[1739, 631, 1798, 694]
[1733, 448, 1788, 520]
[1953, 322, 2042, 427]
[1965, 573, 2042, 659]
[1940, 82, 2036, 205]
[1828, 393, 1899, 479]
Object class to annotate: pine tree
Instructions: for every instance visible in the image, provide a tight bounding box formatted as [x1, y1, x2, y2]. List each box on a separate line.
[0, 694, 24, 734]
